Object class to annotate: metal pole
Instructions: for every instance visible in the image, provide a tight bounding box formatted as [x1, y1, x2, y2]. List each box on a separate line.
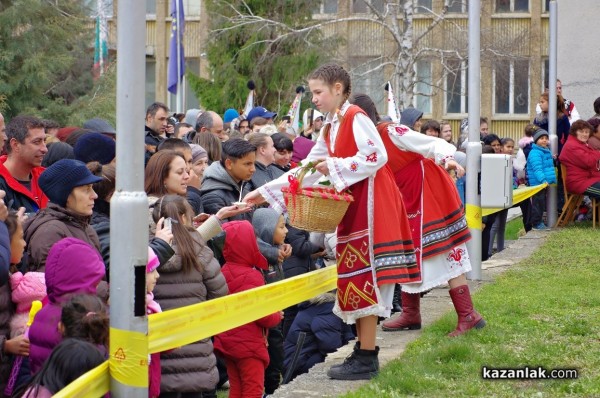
[466, 0, 482, 279]
[110, 1, 148, 396]
[547, 0, 558, 228]
[176, 0, 182, 113]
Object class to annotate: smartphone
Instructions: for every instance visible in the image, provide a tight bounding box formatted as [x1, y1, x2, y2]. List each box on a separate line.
[282, 115, 291, 123]
[164, 217, 172, 230]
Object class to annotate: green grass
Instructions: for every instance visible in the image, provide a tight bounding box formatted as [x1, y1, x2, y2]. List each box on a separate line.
[342, 226, 600, 398]
[505, 216, 525, 241]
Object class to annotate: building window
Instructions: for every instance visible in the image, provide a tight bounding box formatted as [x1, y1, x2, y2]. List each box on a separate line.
[445, 59, 468, 114]
[414, 60, 432, 114]
[320, 0, 338, 13]
[182, 0, 202, 16]
[543, 0, 550, 13]
[496, 0, 529, 12]
[448, 0, 468, 13]
[146, 0, 156, 14]
[349, 58, 385, 110]
[352, 0, 384, 13]
[168, 58, 201, 112]
[145, 58, 156, 108]
[494, 59, 529, 115]
[416, 0, 432, 13]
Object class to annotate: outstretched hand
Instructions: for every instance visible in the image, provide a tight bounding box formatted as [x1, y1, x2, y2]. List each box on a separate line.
[243, 190, 266, 206]
[445, 159, 465, 178]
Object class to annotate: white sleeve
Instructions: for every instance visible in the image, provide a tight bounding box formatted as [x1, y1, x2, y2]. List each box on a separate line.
[326, 112, 388, 192]
[386, 124, 456, 165]
[570, 104, 581, 122]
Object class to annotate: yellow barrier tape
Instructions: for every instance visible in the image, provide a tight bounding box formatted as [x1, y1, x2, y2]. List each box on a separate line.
[149, 265, 338, 353]
[482, 183, 549, 216]
[466, 204, 482, 230]
[52, 360, 109, 398]
[109, 327, 148, 388]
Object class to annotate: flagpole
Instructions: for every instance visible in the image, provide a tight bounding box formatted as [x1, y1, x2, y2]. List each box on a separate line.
[175, 0, 182, 113]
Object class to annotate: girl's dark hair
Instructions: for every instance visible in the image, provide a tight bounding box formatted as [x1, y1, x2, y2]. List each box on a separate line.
[193, 131, 222, 164]
[61, 294, 109, 347]
[500, 137, 515, 146]
[540, 92, 566, 116]
[42, 142, 75, 168]
[87, 161, 116, 201]
[271, 133, 293, 151]
[15, 338, 105, 397]
[152, 195, 201, 274]
[524, 123, 538, 137]
[349, 93, 380, 125]
[144, 150, 186, 196]
[309, 63, 352, 105]
[483, 134, 500, 146]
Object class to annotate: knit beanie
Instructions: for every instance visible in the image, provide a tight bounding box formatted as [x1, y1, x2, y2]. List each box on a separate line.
[223, 108, 240, 123]
[42, 142, 75, 168]
[533, 129, 549, 144]
[147, 247, 160, 273]
[190, 144, 208, 164]
[400, 107, 424, 130]
[184, 109, 202, 125]
[83, 118, 116, 135]
[39, 159, 103, 207]
[74, 132, 116, 165]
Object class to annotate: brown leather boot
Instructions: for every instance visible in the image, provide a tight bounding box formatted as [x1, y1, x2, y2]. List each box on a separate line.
[382, 291, 421, 331]
[448, 284, 486, 337]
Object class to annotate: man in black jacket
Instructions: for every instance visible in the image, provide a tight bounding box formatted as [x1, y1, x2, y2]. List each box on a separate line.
[200, 139, 256, 222]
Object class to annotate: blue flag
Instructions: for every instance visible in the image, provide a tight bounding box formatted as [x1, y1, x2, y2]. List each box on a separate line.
[168, 0, 185, 94]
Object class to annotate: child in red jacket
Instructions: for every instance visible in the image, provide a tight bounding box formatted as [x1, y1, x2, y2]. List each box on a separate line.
[213, 221, 283, 398]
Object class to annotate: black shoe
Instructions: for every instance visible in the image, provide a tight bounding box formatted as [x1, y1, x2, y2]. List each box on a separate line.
[329, 341, 360, 372]
[327, 347, 379, 380]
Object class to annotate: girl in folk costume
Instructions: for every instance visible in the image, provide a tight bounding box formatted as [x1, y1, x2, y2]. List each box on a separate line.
[244, 64, 418, 380]
[349, 93, 486, 337]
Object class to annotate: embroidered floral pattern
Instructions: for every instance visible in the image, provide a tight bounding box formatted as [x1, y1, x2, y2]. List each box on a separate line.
[366, 139, 374, 146]
[394, 125, 409, 136]
[366, 152, 378, 163]
[350, 161, 359, 172]
[446, 247, 467, 268]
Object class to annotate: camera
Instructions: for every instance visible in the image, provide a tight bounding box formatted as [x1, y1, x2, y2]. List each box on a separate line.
[167, 116, 179, 126]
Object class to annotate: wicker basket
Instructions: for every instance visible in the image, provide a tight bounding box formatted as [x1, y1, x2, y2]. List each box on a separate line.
[282, 165, 353, 233]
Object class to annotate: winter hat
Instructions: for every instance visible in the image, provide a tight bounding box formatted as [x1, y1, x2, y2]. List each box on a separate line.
[252, 208, 282, 245]
[533, 129, 549, 144]
[147, 247, 160, 273]
[302, 109, 324, 130]
[45, 238, 105, 303]
[400, 107, 423, 130]
[74, 133, 116, 165]
[258, 125, 278, 136]
[190, 144, 207, 164]
[223, 108, 240, 123]
[83, 118, 116, 135]
[10, 271, 46, 312]
[184, 109, 202, 125]
[42, 142, 75, 168]
[247, 106, 277, 123]
[39, 159, 103, 207]
[56, 127, 79, 142]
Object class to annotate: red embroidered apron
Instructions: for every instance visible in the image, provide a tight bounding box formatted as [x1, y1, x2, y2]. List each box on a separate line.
[377, 122, 471, 264]
[326, 107, 419, 314]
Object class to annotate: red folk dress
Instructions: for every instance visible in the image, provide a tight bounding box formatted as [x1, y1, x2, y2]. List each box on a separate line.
[379, 122, 472, 293]
[259, 103, 418, 323]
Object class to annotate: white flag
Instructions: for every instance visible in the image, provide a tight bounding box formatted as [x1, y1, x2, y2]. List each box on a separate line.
[386, 81, 400, 122]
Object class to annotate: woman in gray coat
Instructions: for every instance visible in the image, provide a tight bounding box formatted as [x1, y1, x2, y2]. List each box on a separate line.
[151, 194, 228, 397]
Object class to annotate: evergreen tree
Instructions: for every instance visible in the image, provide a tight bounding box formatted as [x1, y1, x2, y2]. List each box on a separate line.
[189, 0, 335, 115]
[0, 0, 96, 124]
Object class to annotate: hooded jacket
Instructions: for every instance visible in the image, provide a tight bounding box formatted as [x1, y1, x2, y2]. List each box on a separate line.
[526, 143, 557, 186]
[0, 221, 13, 392]
[0, 155, 48, 213]
[28, 238, 106, 373]
[199, 162, 252, 222]
[23, 203, 101, 272]
[213, 221, 282, 366]
[283, 293, 354, 380]
[400, 108, 423, 130]
[153, 230, 228, 393]
[559, 135, 600, 194]
[249, 161, 285, 192]
[251, 208, 284, 283]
